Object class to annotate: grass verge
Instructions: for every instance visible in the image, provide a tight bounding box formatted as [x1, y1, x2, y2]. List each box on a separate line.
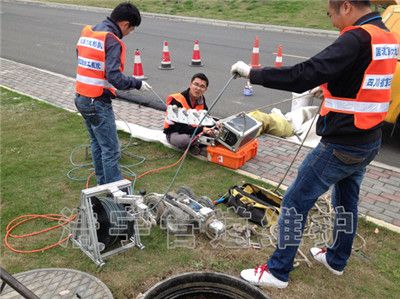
[41, 0, 337, 30]
[39, 0, 387, 30]
[1, 87, 399, 298]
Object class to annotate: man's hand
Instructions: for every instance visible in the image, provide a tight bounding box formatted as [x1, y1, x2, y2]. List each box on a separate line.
[309, 86, 323, 100]
[203, 127, 216, 137]
[139, 81, 152, 92]
[230, 61, 251, 78]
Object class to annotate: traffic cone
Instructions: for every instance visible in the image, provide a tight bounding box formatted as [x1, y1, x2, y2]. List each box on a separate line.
[132, 49, 148, 80]
[189, 40, 204, 67]
[159, 41, 174, 70]
[250, 36, 261, 69]
[274, 45, 283, 68]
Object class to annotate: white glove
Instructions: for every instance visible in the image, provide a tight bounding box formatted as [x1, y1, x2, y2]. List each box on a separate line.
[139, 81, 152, 92]
[309, 86, 323, 100]
[230, 61, 251, 78]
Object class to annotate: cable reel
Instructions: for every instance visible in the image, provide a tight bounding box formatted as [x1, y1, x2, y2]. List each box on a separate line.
[91, 197, 134, 251]
[71, 179, 154, 266]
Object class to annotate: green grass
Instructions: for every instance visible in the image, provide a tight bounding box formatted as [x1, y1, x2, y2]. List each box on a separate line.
[1, 87, 399, 298]
[40, 0, 388, 30]
[40, 0, 338, 30]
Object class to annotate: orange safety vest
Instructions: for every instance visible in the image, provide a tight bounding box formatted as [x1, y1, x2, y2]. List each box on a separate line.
[76, 25, 126, 98]
[164, 93, 205, 129]
[320, 24, 399, 130]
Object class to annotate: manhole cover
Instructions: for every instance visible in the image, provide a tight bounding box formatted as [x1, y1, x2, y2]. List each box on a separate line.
[1, 268, 113, 299]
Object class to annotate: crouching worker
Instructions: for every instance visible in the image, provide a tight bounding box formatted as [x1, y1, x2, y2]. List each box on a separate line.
[163, 73, 216, 154]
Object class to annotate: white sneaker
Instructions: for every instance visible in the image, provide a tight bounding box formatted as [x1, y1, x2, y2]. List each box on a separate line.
[310, 247, 343, 276]
[240, 264, 288, 288]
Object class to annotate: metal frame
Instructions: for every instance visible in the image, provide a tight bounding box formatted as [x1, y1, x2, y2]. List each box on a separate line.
[70, 179, 146, 266]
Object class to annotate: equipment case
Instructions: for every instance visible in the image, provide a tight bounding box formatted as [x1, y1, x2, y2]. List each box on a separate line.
[207, 139, 258, 169]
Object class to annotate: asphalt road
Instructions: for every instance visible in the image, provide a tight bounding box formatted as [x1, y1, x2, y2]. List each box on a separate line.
[1, 1, 399, 167]
[0, 0, 334, 117]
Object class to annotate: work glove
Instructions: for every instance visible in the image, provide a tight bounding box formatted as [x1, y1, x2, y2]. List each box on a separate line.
[139, 81, 152, 92]
[230, 61, 251, 78]
[309, 86, 323, 100]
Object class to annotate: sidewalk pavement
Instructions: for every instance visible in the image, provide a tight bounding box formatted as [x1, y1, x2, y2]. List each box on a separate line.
[1, 58, 399, 231]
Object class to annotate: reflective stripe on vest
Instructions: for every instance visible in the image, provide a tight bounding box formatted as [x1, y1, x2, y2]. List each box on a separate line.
[76, 74, 115, 89]
[76, 25, 126, 98]
[164, 93, 205, 129]
[324, 98, 390, 113]
[320, 24, 399, 130]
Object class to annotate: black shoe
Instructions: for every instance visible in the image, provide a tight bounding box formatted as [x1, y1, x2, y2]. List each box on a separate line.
[190, 144, 201, 155]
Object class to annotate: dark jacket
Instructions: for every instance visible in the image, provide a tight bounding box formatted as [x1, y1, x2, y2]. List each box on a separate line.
[163, 88, 209, 136]
[90, 18, 142, 100]
[250, 12, 387, 145]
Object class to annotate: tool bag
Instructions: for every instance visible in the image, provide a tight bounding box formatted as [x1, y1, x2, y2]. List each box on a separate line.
[226, 183, 282, 227]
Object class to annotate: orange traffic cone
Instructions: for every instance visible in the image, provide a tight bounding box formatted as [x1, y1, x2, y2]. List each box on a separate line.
[250, 36, 261, 69]
[159, 41, 174, 70]
[132, 49, 147, 80]
[189, 40, 204, 67]
[274, 45, 283, 68]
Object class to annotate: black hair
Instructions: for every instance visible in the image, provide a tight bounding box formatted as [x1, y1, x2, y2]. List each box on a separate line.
[191, 73, 209, 87]
[329, 0, 371, 12]
[110, 2, 141, 27]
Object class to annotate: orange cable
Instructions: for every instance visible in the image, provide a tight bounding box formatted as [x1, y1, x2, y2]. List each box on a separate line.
[85, 171, 96, 188]
[85, 132, 204, 185]
[4, 214, 76, 254]
[5, 133, 197, 254]
[137, 148, 188, 179]
[137, 132, 202, 179]
[4, 133, 203, 254]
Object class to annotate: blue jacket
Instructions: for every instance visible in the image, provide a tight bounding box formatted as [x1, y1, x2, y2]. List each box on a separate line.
[250, 12, 387, 145]
[91, 17, 142, 98]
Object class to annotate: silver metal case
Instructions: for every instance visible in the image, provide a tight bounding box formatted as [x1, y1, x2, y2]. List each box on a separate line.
[216, 113, 261, 152]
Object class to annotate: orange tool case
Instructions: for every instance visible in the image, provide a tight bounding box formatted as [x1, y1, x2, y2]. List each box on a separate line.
[207, 139, 258, 169]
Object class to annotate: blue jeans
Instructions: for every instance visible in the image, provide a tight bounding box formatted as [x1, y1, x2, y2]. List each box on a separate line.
[267, 140, 380, 282]
[74, 96, 123, 185]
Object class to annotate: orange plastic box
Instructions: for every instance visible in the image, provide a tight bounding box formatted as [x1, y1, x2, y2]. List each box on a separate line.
[207, 139, 258, 169]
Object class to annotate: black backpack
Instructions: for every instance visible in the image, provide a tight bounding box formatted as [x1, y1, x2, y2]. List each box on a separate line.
[226, 183, 282, 227]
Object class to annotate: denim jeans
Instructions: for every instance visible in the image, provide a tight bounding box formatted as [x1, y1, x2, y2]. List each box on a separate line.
[267, 139, 381, 282]
[75, 95, 123, 185]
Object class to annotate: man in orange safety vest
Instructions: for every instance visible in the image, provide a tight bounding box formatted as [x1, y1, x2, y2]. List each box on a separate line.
[231, 0, 399, 288]
[164, 73, 216, 154]
[75, 2, 152, 185]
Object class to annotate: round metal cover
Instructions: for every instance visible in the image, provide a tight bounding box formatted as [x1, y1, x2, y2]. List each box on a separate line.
[0, 268, 113, 299]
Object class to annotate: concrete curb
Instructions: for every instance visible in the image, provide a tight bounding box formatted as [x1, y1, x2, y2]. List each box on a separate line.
[2, 75, 399, 234]
[266, 129, 400, 173]
[235, 169, 400, 234]
[182, 143, 400, 234]
[8, 0, 339, 38]
[0, 84, 76, 113]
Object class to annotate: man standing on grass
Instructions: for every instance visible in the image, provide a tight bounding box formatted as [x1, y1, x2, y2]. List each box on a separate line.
[75, 2, 151, 185]
[231, 0, 398, 288]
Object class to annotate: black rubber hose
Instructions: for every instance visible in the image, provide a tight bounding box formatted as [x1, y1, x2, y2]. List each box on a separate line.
[0, 267, 40, 299]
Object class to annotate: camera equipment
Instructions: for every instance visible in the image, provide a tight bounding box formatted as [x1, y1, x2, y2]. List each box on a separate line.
[216, 113, 261, 152]
[143, 186, 225, 240]
[165, 105, 216, 126]
[70, 179, 155, 266]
